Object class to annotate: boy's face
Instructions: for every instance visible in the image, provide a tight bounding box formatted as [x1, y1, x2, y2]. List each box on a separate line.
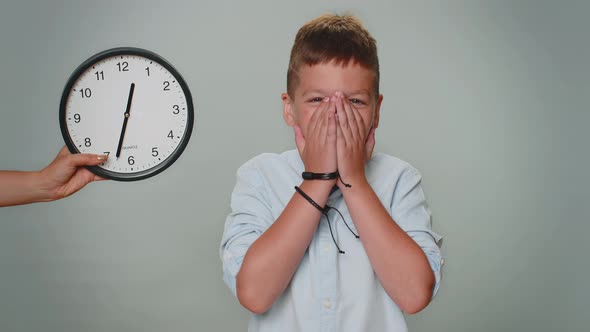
[282, 61, 383, 139]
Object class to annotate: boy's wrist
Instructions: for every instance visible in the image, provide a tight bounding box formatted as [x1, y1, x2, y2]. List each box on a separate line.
[301, 178, 336, 189]
[295, 180, 335, 211]
[302, 171, 338, 180]
[339, 175, 371, 195]
[299, 179, 336, 202]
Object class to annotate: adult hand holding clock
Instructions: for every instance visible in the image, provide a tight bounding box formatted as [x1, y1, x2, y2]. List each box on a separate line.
[1, 48, 192, 206]
[60, 47, 194, 181]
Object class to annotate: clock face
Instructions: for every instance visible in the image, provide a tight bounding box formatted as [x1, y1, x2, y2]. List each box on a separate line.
[59, 48, 194, 181]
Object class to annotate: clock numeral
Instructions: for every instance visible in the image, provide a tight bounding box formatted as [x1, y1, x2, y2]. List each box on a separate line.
[152, 147, 159, 157]
[128, 156, 135, 165]
[167, 130, 174, 139]
[79, 88, 92, 98]
[117, 62, 129, 72]
[163, 81, 170, 91]
[172, 105, 180, 114]
[102, 152, 110, 165]
[95, 70, 104, 80]
[73, 113, 81, 123]
[145, 67, 150, 76]
[84, 137, 92, 147]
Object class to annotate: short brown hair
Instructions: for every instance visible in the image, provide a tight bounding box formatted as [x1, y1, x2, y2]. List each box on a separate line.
[287, 14, 380, 98]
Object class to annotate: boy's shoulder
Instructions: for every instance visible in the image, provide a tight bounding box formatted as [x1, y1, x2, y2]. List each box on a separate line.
[369, 152, 423, 179]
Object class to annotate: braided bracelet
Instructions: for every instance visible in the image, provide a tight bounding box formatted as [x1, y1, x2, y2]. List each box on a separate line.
[294, 186, 359, 254]
[301, 171, 351, 188]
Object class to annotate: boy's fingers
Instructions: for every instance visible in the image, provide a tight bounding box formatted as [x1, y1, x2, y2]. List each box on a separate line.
[335, 96, 352, 145]
[336, 116, 346, 151]
[335, 114, 341, 138]
[294, 125, 306, 155]
[365, 127, 376, 161]
[341, 96, 360, 142]
[327, 110, 336, 143]
[308, 97, 329, 138]
[349, 103, 366, 140]
[318, 102, 331, 144]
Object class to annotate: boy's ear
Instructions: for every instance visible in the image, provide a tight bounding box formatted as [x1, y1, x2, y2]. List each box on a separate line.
[373, 94, 383, 129]
[282, 93, 297, 127]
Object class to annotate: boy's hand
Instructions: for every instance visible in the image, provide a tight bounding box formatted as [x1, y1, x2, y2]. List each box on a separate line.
[335, 92, 372, 188]
[294, 97, 337, 175]
[365, 126, 376, 162]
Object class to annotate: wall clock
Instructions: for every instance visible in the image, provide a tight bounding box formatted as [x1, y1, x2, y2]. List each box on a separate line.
[59, 47, 194, 181]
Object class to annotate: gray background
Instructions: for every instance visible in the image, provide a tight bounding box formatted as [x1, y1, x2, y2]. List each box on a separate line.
[0, 0, 588, 331]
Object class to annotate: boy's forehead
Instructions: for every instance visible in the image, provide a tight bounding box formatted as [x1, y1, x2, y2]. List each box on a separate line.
[296, 61, 375, 97]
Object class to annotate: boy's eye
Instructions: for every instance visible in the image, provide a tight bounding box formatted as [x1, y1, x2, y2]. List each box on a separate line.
[349, 98, 366, 105]
[307, 97, 324, 103]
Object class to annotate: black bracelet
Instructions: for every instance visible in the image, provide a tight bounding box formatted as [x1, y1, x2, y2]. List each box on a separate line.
[302, 172, 338, 180]
[294, 186, 359, 255]
[294, 186, 327, 213]
[301, 171, 352, 188]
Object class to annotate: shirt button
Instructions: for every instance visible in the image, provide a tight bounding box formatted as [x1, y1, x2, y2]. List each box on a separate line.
[324, 300, 332, 309]
[323, 244, 330, 252]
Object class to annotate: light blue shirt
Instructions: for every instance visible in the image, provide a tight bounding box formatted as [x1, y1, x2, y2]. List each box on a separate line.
[220, 149, 443, 332]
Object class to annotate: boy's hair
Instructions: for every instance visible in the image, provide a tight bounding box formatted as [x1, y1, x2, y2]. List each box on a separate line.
[287, 14, 380, 99]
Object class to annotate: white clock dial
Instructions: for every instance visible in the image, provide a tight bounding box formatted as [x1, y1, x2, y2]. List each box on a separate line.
[60, 48, 194, 181]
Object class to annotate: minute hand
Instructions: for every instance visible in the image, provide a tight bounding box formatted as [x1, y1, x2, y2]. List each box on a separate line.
[116, 83, 136, 159]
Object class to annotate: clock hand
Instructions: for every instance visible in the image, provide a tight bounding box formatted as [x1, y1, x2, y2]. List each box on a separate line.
[115, 83, 135, 159]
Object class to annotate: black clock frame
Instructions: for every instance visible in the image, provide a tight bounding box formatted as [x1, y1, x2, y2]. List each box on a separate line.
[59, 47, 194, 181]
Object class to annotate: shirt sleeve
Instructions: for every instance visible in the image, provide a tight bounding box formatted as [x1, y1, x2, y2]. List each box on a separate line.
[390, 165, 444, 298]
[220, 161, 274, 297]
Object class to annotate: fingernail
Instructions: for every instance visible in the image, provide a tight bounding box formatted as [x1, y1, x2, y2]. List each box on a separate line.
[323, 97, 329, 102]
[97, 155, 108, 160]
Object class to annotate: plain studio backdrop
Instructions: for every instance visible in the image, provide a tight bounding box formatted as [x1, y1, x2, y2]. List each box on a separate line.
[0, 0, 588, 331]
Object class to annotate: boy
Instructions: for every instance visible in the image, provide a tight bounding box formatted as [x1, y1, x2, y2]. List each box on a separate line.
[221, 14, 443, 331]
